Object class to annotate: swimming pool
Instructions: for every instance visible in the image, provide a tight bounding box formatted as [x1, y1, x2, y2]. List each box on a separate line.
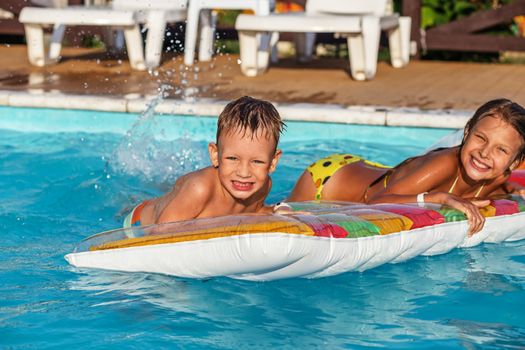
[2, 106, 524, 348]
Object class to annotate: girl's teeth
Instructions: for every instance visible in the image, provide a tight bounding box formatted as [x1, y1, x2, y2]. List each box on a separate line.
[473, 158, 488, 169]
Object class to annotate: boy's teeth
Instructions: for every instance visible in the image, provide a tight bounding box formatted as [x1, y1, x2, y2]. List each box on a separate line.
[233, 181, 251, 188]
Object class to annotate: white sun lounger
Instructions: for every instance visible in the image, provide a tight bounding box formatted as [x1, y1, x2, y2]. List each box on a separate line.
[19, 0, 187, 70]
[183, 0, 272, 66]
[235, 0, 411, 80]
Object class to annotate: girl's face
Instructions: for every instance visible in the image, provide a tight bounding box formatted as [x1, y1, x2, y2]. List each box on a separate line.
[461, 115, 523, 182]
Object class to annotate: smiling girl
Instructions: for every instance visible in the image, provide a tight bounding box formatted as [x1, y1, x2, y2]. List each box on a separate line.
[288, 99, 525, 235]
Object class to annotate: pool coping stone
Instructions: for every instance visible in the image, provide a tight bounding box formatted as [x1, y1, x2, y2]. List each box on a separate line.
[0, 90, 471, 129]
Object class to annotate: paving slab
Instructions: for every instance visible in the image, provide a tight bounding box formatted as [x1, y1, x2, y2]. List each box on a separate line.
[1, 45, 524, 112]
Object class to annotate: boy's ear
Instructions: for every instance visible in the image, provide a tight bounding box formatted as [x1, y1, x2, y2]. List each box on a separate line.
[208, 142, 219, 168]
[269, 149, 282, 174]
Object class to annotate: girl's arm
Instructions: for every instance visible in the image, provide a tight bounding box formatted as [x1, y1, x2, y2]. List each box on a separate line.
[367, 152, 489, 236]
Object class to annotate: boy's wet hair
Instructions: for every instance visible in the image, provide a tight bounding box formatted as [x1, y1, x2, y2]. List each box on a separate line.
[462, 98, 525, 164]
[216, 96, 285, 148]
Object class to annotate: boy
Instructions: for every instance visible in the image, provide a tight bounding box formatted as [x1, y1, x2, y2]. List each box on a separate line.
[123, 96, 285, 227]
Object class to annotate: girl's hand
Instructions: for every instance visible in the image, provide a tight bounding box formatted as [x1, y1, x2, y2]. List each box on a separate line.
[430, 192, 490, 236]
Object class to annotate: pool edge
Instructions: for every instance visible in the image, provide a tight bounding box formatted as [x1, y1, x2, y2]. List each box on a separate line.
[0, 90, 470, 129]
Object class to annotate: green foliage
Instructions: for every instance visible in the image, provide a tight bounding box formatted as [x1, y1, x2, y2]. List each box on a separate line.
[215, 39, 239, 54]
[420, 0, 513, 29]
[422, 0, 475, 29]
[216, 10, 242, 26]
[81, 34, 105, 49]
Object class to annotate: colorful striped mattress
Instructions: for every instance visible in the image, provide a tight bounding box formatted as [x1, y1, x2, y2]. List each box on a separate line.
[66, 196, 525, 281]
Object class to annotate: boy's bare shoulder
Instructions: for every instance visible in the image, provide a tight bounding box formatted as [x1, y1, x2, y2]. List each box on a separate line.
[175, 167, 217, 198]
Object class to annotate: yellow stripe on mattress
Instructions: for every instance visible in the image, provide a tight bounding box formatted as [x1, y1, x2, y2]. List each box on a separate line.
[91, 221, 315, 251]
[351, 209, 413, 235]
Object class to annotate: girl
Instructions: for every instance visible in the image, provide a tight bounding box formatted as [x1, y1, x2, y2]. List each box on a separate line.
[288, 99, 525, 235]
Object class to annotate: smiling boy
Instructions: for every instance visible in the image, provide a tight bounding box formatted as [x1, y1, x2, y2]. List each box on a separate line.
[123, 96, 285, 227]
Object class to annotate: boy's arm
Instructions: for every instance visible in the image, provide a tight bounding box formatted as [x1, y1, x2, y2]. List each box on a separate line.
[156, 177, 211, 224]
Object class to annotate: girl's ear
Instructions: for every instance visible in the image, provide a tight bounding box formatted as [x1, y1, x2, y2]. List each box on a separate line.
[510, 159, 521, 171]
[208, 142, 219, 168]
[462, 127, 470, 144]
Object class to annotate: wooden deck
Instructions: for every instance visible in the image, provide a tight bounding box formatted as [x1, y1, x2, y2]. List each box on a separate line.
[0, 45, 524, 111]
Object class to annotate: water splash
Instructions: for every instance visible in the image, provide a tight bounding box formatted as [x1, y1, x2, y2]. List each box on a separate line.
[108, 85, 207, 184]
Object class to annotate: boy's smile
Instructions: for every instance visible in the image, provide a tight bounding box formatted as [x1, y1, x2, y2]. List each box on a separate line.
[209, 128, 281, 202]
[461, 115, 522, 182]
[231, 180, 255, 192]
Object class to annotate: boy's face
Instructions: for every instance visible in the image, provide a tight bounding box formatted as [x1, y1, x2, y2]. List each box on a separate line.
[208, 129, 281, 202]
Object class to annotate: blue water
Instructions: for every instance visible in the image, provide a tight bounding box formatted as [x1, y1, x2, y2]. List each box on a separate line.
[1, 106, 525, 348]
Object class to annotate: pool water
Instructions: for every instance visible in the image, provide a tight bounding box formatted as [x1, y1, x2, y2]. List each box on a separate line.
[1, 106, 525, 348]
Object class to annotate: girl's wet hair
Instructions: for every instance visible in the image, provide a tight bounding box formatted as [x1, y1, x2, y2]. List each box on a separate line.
[216, 96, 286, 148]
[462, 98, 525, 164]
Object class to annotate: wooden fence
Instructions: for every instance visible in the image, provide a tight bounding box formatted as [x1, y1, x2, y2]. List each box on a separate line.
[403, 0, 525, 58]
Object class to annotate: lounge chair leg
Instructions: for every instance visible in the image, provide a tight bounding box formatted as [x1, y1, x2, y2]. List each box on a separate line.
[105, 28, 125, 54]
[144, 10, 167, 68]
[387, 27, 401, 68]
[388, 17, 411, 68]
[48, 23, 65, 62]
[267, 31, 279, 64]
[256, 31, 275, 71]
[239, 30, 268, 77]
[270, 39, 279, 64]
[123, 24, 146, 70]
[347, 15, 380, 81]
[24, 24, 47, 66]
[198, 9, 216, 62]
[184, 4, 200, 66]
[347, 34, 365, 81]
[294, 32, 316, 63]
[399, 16, 411, 66]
